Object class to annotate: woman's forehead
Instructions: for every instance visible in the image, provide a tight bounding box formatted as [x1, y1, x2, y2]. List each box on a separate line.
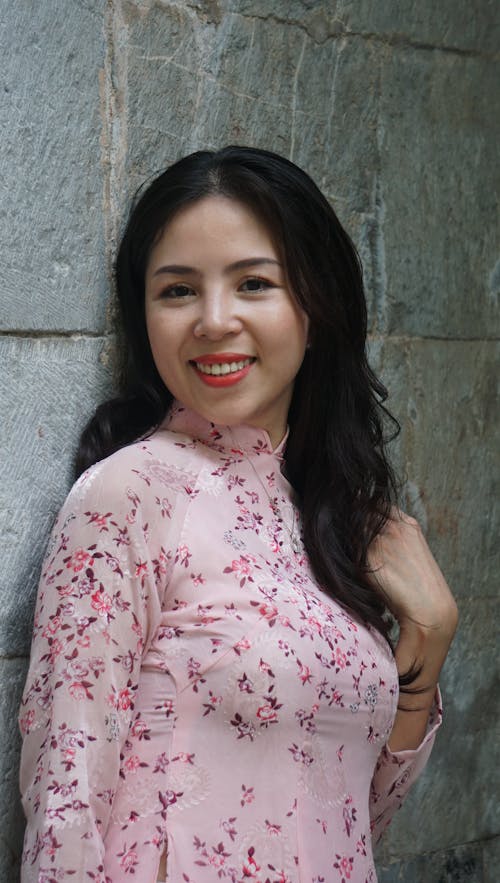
[147, 194, 283, 270]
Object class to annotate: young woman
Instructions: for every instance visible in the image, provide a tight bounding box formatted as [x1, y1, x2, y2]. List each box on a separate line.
[19, 147, 457, 882]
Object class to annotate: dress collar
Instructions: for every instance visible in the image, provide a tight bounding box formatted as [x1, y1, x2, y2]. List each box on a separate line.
[161, 401, 288, 458]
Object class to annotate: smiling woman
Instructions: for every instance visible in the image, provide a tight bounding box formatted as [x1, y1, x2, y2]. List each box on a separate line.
[18, 147, 457, 882]
[145, 195, 309, 445]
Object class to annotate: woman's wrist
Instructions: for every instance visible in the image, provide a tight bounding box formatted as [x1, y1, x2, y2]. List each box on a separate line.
[393, 613, 457, 714]
[395, 607, 458, 674]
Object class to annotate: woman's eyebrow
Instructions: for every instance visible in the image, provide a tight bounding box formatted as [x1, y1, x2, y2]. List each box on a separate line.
[152, 264, 197, 277]
[152, 257, 281, 278]
[225, 257, 281, 272]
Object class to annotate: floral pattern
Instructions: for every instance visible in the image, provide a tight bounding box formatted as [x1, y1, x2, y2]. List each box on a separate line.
[19, 404, 442, 882]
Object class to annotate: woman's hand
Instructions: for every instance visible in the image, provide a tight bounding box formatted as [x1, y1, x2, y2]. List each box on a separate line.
[368, 508, 458, 750]
[368, 507, 458, 642]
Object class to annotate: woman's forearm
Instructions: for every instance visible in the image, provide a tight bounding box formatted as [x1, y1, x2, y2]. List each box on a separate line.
[388, 620, 456, 752]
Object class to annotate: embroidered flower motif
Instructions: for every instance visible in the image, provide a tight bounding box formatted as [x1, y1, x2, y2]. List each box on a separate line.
[68, 682, 89, 700]
[256, 704, 278, 723]
[224, 556, 254, 586]
[90, 590, 113, 616]
[124, 755, 141, 773]
[65, 548, 94, 572]
[333, 854, 354, 881]
[118, 844, 139, 871]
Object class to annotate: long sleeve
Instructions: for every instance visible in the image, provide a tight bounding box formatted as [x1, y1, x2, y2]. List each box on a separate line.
[369, 687, 443, 844]
[19, 456, 177, 882]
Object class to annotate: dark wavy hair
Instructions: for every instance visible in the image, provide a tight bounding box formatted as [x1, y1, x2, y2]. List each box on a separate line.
[76, 146, 406, 663]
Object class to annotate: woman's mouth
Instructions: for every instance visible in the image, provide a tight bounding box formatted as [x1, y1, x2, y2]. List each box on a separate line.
[190, 356, 256, 387]
[193, 357, 254, 376]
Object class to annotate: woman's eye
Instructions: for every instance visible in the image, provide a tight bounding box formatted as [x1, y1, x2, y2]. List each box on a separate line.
[161, 284, 195, 299]
[240, 277, 273, 293]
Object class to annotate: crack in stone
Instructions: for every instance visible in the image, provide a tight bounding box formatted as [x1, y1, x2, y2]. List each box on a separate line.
[101, 0, 129, 308]
[237, 11, 497, 58]
[367, 334, 500, 343]
[343, 29, 497, 59]
[1, 330, 496, 342]
[0, 330, 112, 340]
[289, 31, 307, 161]
[319, 37, 344, 192]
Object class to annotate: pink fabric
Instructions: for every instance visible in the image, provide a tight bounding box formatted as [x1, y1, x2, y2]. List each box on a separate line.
[19, 403, 442, 882]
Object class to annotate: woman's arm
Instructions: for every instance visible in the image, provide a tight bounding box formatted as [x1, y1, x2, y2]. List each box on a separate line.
[19, 462, 173, 881]
[389, 621, 454, 751]
[369, 509, 458, 750]
[367, 509, 457, 841]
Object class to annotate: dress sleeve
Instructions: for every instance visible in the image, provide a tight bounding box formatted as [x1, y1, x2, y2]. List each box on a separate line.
[19, 461, 176, 882]
[369, 687, 443, 844]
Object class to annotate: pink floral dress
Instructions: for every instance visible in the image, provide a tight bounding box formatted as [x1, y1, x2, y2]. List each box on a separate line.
[19, 403, 441, 883]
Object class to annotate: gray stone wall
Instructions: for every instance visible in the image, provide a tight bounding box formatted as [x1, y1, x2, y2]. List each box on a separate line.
[1, 1, 498, 880]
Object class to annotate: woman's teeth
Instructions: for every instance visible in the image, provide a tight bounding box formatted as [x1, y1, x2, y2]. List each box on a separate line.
[194, 358, 253, 376]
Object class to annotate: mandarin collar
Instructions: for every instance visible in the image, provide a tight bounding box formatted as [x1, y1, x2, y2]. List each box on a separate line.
[161, 401, 288, 459]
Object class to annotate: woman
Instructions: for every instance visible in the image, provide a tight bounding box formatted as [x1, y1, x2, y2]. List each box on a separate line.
[19, 147, 457, 882]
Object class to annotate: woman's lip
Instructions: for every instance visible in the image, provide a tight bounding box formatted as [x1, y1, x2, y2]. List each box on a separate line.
[191, 360, 254, 387]
[191, 353, 254, 365]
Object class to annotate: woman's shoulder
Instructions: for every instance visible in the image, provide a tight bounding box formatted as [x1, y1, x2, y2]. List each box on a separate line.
[64, 428, 205, 518]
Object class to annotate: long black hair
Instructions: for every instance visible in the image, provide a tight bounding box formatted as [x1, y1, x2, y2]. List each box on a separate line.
[77, 146, 403, 656]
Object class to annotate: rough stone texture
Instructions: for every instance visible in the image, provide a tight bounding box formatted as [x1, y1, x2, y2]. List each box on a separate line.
[122, 4, 384, 321]
[401, 340, 498, 598]
[483, 836, 500, 883]
[367, 338, 499, 589]
[229, 0, 500, 52]
[375, 596, 499, 858]
[371, 337, 499, 858]
[378, 50, 500, 338]
[0, 0, 108, 332]
[377, 839, 488, 883]
[1, 1, 498, 881]
[0, 337, 113, 657]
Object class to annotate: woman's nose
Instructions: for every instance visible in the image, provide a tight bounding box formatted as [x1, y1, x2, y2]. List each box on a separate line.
[193, 290, 243, 340]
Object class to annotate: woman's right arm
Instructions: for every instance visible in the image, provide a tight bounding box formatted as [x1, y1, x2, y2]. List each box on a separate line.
[19, 462, 173, 881]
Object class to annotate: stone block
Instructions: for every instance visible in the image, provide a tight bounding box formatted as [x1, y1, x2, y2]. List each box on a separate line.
[0, 336, 114, 657]
[0, 0, 108, 332]
[378, 49, 500, 337]
[124, 2, 203, 188]
[443, 598, 499, 738]
[401, 340, 499, 599]
[123, 1, 301, 188]
[290, 35, 379, 214]
[377, 596, 498, 858]
[123, 5, 308, 186]
[372, 337, 500, 599]
[0, 657, 29, 882]
[369, 338, 498, 857]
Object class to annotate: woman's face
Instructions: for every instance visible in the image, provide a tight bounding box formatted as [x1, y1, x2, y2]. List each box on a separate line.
[145, 195, 309, 447]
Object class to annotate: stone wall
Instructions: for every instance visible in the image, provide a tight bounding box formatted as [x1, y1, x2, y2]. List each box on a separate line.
[1, 1, 498, 880]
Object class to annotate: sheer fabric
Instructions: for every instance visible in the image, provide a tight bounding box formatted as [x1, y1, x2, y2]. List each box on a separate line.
[19, 404, 441, 882]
